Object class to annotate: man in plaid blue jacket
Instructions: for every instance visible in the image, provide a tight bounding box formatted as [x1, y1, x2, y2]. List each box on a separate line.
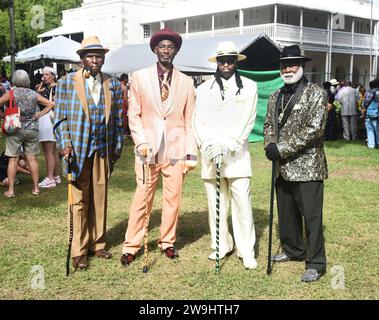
[54, 36, 124, 270]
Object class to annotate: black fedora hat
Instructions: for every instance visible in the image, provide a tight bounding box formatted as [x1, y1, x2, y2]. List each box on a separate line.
[278, 45, 311, 62]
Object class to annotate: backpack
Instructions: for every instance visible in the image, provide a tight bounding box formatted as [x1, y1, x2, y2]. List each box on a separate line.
[367, 93, 379, 119]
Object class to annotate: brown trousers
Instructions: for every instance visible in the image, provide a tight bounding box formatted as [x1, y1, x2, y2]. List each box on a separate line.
[69, 152, 108, 257]
[122, 160, 184, 255]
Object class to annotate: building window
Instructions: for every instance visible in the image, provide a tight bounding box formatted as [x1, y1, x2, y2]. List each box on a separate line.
[244, 6, 274, 26]
[277, 5, 300, 26]
[188, 14, 212, 32]
[143, 25, 151, 38]
[303, 9, 328, 29]
[355, 18, 371, 34]
[164, 18, 186, 34]
[214, 10, 239, 30]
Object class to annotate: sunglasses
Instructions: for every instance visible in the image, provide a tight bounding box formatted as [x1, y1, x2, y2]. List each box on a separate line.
[217, 56, 237, 65]
[280, 62, 301, 70]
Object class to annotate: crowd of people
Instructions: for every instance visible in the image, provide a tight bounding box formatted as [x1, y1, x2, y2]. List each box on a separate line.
[0, 29, 378, 283]
[321, 78, 379, 148]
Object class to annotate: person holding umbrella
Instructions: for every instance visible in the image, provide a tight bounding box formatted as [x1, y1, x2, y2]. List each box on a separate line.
[264, 45, 328, 282]
[54, 36, 124, 271]
[192, 41, 258, 270]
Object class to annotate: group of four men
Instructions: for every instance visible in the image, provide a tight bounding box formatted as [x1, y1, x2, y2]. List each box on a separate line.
[54, 28, 328, 283]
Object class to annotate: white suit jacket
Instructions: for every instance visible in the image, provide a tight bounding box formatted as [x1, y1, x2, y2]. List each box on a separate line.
[192, 74, 257, 179]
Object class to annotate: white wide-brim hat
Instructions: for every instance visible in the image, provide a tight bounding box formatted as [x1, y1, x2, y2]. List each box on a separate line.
[329, 79, 339, 86]
[208, 41, 247, 63]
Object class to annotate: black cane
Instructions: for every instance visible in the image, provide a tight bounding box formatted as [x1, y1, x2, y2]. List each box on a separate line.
[215, 161, 221, 274]
[267, 160, 276, 275]
[66, 155, 74, 277]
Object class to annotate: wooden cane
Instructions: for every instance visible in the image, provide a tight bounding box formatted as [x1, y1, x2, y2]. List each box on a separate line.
[142, 161, 150, 273]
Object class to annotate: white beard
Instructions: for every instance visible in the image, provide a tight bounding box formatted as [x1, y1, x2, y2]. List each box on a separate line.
[281, 67, 304, 84]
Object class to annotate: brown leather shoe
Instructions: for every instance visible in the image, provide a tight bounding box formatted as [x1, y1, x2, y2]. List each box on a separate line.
[120, 253, 135, 266]
[72, 255, 88, 269]
[163, 247, 179, 259]
[90, 249, 113, 259]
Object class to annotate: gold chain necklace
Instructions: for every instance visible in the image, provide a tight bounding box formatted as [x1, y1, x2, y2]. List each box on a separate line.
[279, 94, 295, 123]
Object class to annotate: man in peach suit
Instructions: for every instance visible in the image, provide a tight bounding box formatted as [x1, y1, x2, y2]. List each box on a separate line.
[121, 28, 197, 266]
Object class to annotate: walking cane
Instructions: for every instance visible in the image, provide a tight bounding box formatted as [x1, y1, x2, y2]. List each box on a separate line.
[267, 160, 276, 275]
[142, 160, 150, 273]
[65, 155, 74, 277]
[215, 158, 222, 274]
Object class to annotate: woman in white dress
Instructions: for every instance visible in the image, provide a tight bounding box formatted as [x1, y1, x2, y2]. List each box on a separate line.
[37, 66, 60, 188]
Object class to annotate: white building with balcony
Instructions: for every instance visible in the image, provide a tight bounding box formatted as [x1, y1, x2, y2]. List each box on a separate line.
[38, 0, 379, 86]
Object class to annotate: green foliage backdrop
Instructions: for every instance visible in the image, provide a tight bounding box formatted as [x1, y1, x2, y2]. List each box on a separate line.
[0, 0, 82, 65]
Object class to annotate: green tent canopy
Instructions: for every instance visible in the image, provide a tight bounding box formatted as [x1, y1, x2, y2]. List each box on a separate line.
[239, 70, 284, 142]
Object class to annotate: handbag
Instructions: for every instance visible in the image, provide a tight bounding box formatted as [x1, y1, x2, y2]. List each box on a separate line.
[48, 86, 55, 124]
[1, 90, 21, 135]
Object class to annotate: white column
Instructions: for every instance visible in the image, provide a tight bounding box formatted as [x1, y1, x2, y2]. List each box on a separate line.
[329, 13, 333, 81]
[300, 9, 303, 44]
[274, 4, 277, 40]
[325, 52, 329, 82]
[186, 18, 189, 36]
[160, 21, 164, 29]
[370, 0, 373, 80]
[374, 21, 378, 78]
[239, 9, 243, 35]
[352, 18, 355, 48]
[350, 54, 354, 82]
[211, 14, 214, 37]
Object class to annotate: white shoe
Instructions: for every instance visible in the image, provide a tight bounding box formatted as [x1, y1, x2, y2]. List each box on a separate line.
[242, 257, 257, 269]
[53, 175, 61, 184]
[208, 249, 233, 260]
[38, 177, 56, 188]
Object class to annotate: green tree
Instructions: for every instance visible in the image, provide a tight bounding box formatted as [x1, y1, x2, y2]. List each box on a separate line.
[0, 0, 82, 60]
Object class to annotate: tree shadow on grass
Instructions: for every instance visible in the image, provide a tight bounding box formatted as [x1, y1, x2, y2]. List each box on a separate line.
[106, 209, 210, 257]
[106, 209, 162, 252]
[252, 207, 270, 258]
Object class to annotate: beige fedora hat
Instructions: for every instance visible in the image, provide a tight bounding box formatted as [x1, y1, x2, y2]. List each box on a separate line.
[76, 35, 109, 57]
[208, 41, 246, 63]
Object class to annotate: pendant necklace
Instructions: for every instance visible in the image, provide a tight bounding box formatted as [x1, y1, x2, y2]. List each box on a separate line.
[279, 94, 295, 123]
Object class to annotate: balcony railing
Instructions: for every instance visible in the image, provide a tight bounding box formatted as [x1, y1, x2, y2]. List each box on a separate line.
[181, 22, 378, 53]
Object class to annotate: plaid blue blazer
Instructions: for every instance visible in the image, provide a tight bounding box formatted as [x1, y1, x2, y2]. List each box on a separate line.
[54, 69, 124, 180]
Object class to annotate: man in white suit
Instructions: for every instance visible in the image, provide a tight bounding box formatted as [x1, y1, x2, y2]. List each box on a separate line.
[192, 41, 258, 269]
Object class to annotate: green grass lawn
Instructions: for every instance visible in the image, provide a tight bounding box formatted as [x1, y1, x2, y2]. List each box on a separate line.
[0, 136, 378, 300]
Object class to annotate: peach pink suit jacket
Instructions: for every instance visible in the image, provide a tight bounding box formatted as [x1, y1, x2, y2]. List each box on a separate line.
[128, 64, 197, 163]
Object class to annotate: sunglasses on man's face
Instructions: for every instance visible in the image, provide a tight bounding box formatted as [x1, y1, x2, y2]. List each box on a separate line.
[217, 56, 237, 65]
[280, 62, 301, 70]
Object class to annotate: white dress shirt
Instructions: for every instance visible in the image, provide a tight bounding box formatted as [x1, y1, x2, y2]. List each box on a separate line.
[86, 73, 102, 105]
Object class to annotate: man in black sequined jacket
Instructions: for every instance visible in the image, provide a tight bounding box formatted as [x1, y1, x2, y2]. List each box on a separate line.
[264, 45, 328, 282]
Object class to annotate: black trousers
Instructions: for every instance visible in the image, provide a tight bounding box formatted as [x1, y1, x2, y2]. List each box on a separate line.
[275, 176, 326, 272]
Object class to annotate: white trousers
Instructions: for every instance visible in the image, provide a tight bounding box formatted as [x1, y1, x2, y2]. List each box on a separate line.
[204, 177, 256, 260]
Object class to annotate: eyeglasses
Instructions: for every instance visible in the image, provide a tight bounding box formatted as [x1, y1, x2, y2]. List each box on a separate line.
[217, 57, 237, 65]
